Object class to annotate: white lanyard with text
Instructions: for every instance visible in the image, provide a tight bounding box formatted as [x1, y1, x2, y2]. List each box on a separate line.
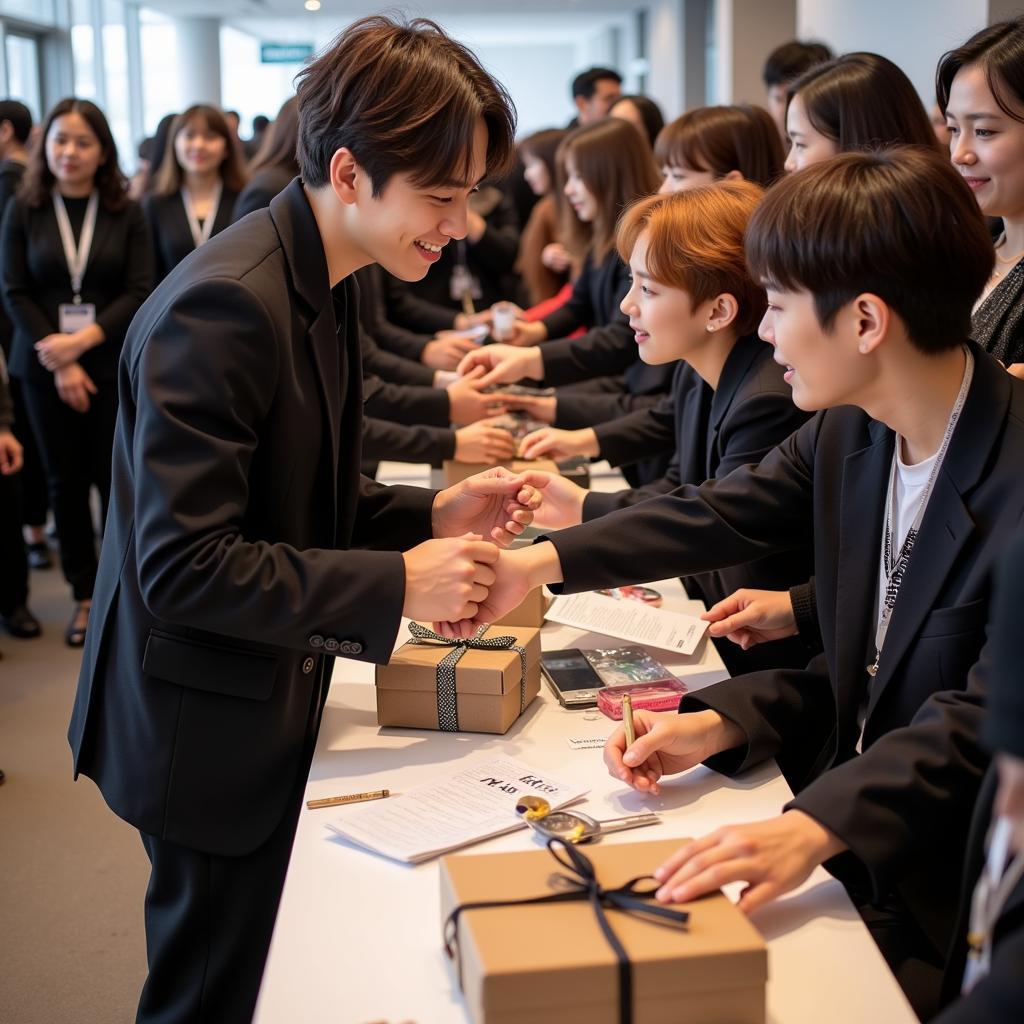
[867, 347, 974, 678]
[52, 189, 99, 304]
[181, 181, 222, 249]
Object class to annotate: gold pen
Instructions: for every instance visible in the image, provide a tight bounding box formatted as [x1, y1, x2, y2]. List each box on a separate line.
[622, 694, 636, 748]
[306, 789, 390, 810]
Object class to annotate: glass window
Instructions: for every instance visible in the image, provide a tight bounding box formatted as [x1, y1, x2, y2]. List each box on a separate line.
[70, 0, 98, 101]
[139, 6, 182, 135]
[5, 33, 42, 121]
[102, 0, 134, 174]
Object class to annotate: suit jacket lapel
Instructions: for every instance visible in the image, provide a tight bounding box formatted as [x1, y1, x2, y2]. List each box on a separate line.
[306, 303, 341, 537]
[706, 335, 761, 472]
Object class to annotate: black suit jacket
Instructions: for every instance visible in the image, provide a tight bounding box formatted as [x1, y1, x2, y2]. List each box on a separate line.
[68, 180, 435, 857]
[355, 264, 430, 363]
[231, 165, 296, 222]
[1, 194, 152, 383]
[143, 187, 239, 282]
[545, 343, 1024, 951]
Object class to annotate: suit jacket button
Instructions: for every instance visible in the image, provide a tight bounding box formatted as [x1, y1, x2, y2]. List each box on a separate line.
[348, 641, 363, 655]
[302, 657, 315, 674]
[309, 634, 324, 648]
[324, 637, 339, 653]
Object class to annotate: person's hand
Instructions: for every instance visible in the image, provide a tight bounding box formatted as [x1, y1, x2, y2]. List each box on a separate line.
[432, 465, 548, 546]
[457, 345, 543, 388]
[651, 811, 848, 914]
[541, 242, 572, 273]
[453, 419, 517, 464]
[453, 309, 495, 331]
[447, 366, 507, 425]
[499, 319, 548, 347]
[401, 534, 499, 623]
[702, 588, 798, 650]
[0, 429, 24, 474]
[35, 332, 87, 371]
[434, 547, 535, 638]
[603, 709, 744, 795]
[422, 335, 480, 371]
[526, 472, 586, 529]
[519, 425, 598, 460]
[500, 393, 557, 425]
[54, 362, 97, 412]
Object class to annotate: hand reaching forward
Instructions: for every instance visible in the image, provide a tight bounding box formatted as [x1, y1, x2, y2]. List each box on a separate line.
[432, 466, 548, 547]
[651, 811, 847, 914]
[433, 547, 536, 639]
[519, 426, 598, 461]
[702, 588, 798, 650]
[457, 344, 543, 389]
[527, 472, 586, 530]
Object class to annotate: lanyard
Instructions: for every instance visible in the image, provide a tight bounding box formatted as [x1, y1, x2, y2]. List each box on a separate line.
[52, 189, 98, 304]
[868, 347, 974, 678]
[963, 816, 1024, 993]
[181, 181, 222, 249]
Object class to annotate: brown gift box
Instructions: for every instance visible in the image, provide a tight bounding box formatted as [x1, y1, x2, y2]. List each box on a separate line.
[440, 839, 767, 1024]
[442, 458, 559, 488]
[490, 585, 550, 629]
[375, 625, 541, 734]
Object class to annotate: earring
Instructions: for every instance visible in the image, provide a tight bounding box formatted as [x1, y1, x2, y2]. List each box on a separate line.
[706, 324, 715, 333]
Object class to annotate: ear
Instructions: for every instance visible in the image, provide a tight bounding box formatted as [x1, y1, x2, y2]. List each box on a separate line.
[574, 95, 587, 116]
[849, 293, 889, 355]
[707, 292, 740, 332]
[328, 146, 361, 206]
[721, 169, 744, 182]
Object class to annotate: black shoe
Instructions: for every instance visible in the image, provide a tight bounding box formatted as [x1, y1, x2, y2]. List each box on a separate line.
[27, 541, 52, 569]
[1, 605, 41, 639]
[65, 604, 89, 648]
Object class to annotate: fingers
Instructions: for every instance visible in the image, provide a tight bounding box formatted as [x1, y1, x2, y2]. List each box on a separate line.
[463, 540, 500, 565]
[472, 564, 497, 587]
[701, 592, 745, 623]
[656, 845, 759, 904]
[457, 352, 490, 376]
[518, 430, 553, 460]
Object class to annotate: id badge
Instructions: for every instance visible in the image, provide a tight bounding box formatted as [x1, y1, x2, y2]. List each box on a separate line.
[59, 303, 96, 334]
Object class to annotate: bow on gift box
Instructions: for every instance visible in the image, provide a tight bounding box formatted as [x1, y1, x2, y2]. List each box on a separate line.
[406, 622, 528, 732]
[443, 838, 690, 1024]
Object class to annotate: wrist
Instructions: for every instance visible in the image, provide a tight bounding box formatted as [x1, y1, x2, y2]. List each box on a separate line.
[699, 710, 745, 760]
[581, 429, 599, 457]
[521, 541, 563, 589]
[528, 348, 544, 379]
[786, 810, 848, 863]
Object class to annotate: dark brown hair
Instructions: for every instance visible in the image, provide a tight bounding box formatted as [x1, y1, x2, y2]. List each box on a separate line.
[610, 95, 666, 149]
[763, 40, 832, 88]
[746, 147, 993, 353]
[655, 105, 785, 187]
[617, 181, 766, 335]
[557, 117, 662, 262]
[151, 105, 249, 196]
[787, 53, 939, 153]
[937, 17, 1024, 123]
[295, 16, 516, 196]
[20, 98, 128, 211]
[250, 96, 300, 175]
[518, 128, 566, 194]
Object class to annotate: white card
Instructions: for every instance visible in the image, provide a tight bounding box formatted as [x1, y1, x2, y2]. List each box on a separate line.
[566, 736, 608, 750]
[58, 302, 96, 334]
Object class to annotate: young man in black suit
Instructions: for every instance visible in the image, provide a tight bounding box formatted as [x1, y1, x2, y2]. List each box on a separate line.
[68, 17, 545, 1024]
[448, 147, 1024, 1015]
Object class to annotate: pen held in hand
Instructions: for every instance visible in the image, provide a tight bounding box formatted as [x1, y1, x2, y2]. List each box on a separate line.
[622, 694, 636, 749]
[306, 789, 390, 810]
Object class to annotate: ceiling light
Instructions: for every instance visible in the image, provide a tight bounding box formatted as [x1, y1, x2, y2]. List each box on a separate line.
[304, 0, 321, 10]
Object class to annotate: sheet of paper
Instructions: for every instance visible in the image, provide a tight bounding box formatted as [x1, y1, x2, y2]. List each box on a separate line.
[324, 756, 588, 864]
[545, 591, 709, 655]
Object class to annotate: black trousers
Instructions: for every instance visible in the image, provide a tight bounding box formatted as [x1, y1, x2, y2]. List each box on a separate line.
[9, 377, 49, 527]
[136, 671, 326, 1024]
[20, 378, 117, 601]
[0, 468, 28, 614]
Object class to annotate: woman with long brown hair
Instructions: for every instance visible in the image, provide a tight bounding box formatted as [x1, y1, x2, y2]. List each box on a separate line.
[144, 104, 248, 281]
[232, 95, 300, 221]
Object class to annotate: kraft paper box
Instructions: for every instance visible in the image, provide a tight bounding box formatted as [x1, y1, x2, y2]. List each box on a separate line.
[375, 625, 541, 734]
[490, 585, 550, 629]
[442, 458, 559, 488]
[440, 838, 767, 1024]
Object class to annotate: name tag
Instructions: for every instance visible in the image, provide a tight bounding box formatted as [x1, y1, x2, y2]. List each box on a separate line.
[58, 302, 96, 334]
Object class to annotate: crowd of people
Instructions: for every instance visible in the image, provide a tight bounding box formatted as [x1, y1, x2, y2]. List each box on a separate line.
[0, 15, 1023, 1024]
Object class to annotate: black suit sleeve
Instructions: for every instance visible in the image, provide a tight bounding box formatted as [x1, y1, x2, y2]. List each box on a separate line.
[231, 183, 278, 222]
[95, 202, 153, 343]
[383, 275, 458, 334]
[361, 414, 455, 464]
[590, 392, 677, 467]
[360, 326, 435, 387]
[553, 388, 664, 429]
[539, 257, 598, 340]
[362, 373, 450, 427]
[0, 200, 54, 342]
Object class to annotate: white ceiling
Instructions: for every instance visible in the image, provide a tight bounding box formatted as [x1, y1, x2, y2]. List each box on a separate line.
[134, 0, 640, 19]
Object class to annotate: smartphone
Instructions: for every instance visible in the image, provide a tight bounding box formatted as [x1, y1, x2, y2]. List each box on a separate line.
[540, 649, 606, 709]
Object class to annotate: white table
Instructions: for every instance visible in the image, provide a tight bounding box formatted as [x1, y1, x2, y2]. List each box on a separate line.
[253, 462, 917, 1024]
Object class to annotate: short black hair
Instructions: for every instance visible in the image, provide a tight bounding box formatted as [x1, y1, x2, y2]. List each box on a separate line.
[762, 40, 832, 88]
[571, 66, 623, 100]
[252, 114, 270, 132]
[746, 147, 993, 353]
[0, 99, 32, 143]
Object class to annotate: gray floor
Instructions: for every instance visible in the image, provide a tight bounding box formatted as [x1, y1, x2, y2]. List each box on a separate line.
[0, 556, 148, 1024]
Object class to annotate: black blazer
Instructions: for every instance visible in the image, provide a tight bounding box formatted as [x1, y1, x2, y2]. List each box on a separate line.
[231, 165, 296, 222]
[143, 187, 239, 282]
[354, 264, 430, 363]
[545, 343, 1024, 952]
[1, 194, 152, 383]
[68, 180, 436, 858]
[583, 335, 812, 673]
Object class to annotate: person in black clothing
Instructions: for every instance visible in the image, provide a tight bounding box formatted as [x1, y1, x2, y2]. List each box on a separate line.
[144, 105, 248, 282]
[569, 66, 623, 127]
[232, 96, 299, 222]
[1, 98, 152, 646]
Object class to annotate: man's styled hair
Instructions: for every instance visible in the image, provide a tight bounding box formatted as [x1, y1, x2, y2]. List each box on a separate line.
[655, 105, 785, 187]
[571, 66, 623, 100]
[746, 148, 994, 353]
[762, 40, 832, 88]
[296, 16, 516, 197]
[936, 16, 1024, 123]
[617, 181, 766, 335]
[0, 100, 32, 144]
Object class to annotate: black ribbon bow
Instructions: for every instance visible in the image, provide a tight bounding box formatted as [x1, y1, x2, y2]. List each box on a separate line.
[443, 837, 689, 1024]
[407, 622, 527, 732]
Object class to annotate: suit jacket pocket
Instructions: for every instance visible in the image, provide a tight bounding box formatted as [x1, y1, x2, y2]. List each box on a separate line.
[143, 629, 277, 701]
[917, 598, 988, 640]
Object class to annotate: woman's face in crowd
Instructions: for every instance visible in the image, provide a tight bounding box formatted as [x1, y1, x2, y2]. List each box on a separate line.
[46, 112, 104, 190]
[563, 158, 598, 222]
[947, 63, 1024, 222]
[784, 93, 839, 172]
[659, 163, 717, 194]
[175, 118, 228, 177]
[522, 153, 550, 197]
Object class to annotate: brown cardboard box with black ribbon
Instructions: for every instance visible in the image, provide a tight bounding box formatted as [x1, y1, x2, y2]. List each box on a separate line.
[490, 585, 550, 629]
[375, 623, 541, 734]
[440, 837, 767, 1024]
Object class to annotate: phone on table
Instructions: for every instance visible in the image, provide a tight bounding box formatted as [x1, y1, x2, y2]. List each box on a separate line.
[540, 649, 606, 709]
